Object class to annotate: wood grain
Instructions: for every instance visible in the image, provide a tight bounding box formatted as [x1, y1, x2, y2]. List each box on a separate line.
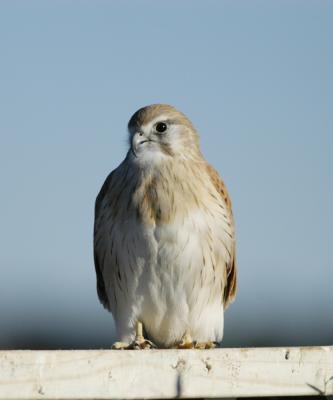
[0, 347, 332, 399]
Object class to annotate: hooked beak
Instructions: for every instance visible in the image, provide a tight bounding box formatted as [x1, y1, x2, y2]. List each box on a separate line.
[131, 131, 154, 157]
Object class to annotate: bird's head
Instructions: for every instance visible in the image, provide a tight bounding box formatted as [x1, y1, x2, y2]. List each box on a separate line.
[127, 104, 201, 166]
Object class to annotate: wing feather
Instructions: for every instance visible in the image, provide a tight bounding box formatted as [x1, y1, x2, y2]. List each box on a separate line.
[93, 172, 114, 309]
[206, 164, 237, 307]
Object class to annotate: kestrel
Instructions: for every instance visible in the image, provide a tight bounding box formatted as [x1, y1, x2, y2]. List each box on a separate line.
[94, 104, 236, 349]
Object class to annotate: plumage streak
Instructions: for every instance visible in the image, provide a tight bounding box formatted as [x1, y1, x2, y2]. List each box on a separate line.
[94, 104, 237, 347]
[205, 164, 237, 306]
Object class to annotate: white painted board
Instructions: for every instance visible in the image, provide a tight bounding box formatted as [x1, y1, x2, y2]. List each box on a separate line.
[0, 347, 332, 399]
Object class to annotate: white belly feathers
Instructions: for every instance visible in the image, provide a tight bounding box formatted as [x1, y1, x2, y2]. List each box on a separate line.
[107, 204, 232, 347]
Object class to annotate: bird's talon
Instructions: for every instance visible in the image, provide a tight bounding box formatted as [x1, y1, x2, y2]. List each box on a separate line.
[176, 333, 195, 349]
[111, 341, 130, 350]
[194, 341, 218, 349]
[129, 339, 156, 350]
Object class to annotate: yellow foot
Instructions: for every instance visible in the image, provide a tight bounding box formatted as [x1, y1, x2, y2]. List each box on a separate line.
[128, 338, 156, 349]
[111, 341, 130, 350]
[130, 321, 156, 349]
[195, 341, 218, 349]
[176, 333, 195, 349]
[174, 333, 219, 350]
[112, 321, 157, 350]
[111, 340, 155, 350]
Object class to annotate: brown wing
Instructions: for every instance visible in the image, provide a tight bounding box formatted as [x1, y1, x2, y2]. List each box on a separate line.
[206, 164, 237, 308]
[93, 172, 114, 309]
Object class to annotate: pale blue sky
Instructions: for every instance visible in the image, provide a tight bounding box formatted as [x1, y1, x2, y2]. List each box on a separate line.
[0, 1, 332, 348]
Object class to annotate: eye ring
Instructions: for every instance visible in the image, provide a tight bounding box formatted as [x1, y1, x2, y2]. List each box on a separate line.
[155, 122, 167, 133]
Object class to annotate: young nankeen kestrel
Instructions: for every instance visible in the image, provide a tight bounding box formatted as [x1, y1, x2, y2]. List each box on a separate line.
[94, 104, 236, 349]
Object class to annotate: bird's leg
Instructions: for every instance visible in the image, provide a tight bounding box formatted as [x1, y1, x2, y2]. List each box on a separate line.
[176, 332, 196, 349]
[111, 322, 156, 350]
[128, 321, 157, 349]
[135, 321, 144, 342]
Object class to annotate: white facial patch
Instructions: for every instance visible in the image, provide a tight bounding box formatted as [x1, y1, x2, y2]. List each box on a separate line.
[134, 145, 168, 167]
[131, 114, 176, 166]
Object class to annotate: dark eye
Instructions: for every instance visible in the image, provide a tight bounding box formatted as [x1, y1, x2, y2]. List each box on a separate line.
[155, 122, 167, 133]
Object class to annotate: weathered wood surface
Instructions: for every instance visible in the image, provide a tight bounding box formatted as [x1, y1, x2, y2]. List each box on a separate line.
[0, 347, 332, 399]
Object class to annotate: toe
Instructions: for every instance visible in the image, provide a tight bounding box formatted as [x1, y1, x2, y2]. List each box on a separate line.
[111, 341, 130, 350]
[195, 341, 218, 349]
[177, 333, 195, 349]
[128, 339, 157, 350]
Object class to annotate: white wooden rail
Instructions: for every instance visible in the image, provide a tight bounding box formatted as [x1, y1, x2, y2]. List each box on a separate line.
[0, 347, 332, 399]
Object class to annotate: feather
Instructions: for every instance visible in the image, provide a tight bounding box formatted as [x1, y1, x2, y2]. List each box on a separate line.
[93, 104, 237, 346]
[205, 164, 237, 307]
